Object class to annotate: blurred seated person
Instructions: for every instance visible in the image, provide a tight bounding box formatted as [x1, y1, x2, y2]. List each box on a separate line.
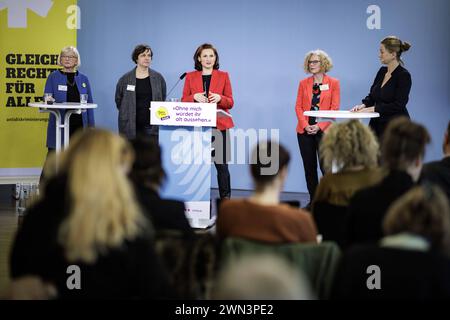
[217, 141, 318, 243]
[421, 120, 450, 201]
[312, 120, 383, 244]
[212, 254, 314, 300]
[2, 276, 57, 300]
[333, 185, 450, 300]
[129, 135, 194, 236]
[345, 117, 430, 247]
[10, 129, 172, 299]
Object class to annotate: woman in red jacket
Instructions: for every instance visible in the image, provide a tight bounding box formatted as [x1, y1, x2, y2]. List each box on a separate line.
[295, 49, 340, 208]
[182, 43, 234, 199]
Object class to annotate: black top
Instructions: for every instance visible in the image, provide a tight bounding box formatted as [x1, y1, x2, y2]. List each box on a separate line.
[61, 71, 83, 137]
[420, 156, 450, 202]
[332, 245, 450, 300]
[345, 170, 415, 248]
[202, 74, 212, 98]
[309, 83, 321, 125]
[362, 65, 411, 138]
[135, 184, 194, 236]
[135, 76, 153, 132]
[10, 175, 173, 299]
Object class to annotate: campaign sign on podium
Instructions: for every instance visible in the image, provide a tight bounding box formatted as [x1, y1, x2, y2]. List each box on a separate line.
[150, 101, 217, 228]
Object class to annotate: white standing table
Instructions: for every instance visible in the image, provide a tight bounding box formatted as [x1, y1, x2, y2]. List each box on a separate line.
[29, 102, 97, 153]
[304, 110, 380, 122]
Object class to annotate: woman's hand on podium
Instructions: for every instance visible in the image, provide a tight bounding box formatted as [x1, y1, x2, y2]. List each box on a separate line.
[208, 92, 222, 104]
[194, 92, 208, 103]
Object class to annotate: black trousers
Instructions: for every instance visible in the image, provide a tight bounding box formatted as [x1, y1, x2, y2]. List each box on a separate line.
[136, 125, 159, 142]
[297, 132, 324, 201]
[39, 148, 55, 187]
[212, 129, 231, 199]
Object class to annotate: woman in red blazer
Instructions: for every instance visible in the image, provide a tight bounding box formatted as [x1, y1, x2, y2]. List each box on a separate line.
[295, 49, 340, 208]
[182, 43, 234, 199]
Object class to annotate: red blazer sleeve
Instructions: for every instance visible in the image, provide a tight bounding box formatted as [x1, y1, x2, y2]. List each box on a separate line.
[318, 79, 340, 132]
[295, 81, 308, 131]
[181, 73, 195, 102]
[217, 72, 234, 110]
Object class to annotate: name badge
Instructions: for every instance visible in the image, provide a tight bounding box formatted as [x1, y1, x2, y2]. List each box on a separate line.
[127, 85, 135, 91]
[319, 84, 329, 91]
[58, 85, 68, 92]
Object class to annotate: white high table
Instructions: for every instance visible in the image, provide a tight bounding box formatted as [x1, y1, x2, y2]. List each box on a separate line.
[29, 102, 97, 153]
[304, 110, 380, 122]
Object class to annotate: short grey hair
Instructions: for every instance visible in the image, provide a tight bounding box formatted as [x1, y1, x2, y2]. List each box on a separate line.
[58, 46, 81, 68]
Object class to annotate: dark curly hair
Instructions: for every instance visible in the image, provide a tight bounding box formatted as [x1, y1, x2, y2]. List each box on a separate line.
[131, 44, 153, 64]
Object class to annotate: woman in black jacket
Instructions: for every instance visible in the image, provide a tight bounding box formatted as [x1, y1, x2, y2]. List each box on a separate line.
[352, 36, 412, 139]
[334, 185, 450, 300]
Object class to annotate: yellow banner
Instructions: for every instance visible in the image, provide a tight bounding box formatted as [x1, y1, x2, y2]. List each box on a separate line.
[0, 0, 77, 170]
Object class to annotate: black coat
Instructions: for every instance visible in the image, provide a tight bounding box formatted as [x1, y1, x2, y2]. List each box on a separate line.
[420, 156, 450, 202]
[10, 175, 173, 299]
[135, 185, 194, 236]
[345, 170, 414, 248]
[362, 65, 411, 138]
[332, 245, 450, 300]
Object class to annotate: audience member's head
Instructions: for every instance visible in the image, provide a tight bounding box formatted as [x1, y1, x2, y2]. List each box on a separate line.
[443, 120, 450, 157]
[57, 129, 147, 263]
[129, 135, 166, 190]
[250, 141, 290, 193]
[381, 117, 430, 181]
[383, 185, 450, 255]
[213, 254, 314, 300]
[320, 120, 379, 173]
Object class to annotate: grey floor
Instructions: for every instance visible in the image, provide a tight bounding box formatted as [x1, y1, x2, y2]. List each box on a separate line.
[0, 185, 20, 294]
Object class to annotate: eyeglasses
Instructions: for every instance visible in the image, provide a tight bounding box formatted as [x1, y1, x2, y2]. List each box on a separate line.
[61, 55, 77, 59]
[308, 60, 320, 65]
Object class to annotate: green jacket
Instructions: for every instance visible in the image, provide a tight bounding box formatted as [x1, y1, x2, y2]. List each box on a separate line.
[221, 237, 341, 299]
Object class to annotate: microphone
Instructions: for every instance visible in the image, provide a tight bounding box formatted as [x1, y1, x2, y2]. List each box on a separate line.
[166, 72, 187, 100]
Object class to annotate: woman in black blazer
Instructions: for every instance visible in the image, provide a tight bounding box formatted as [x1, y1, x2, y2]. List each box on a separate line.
[352, 36, 412, 139]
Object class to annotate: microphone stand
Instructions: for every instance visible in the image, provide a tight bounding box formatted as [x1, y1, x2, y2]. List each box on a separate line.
[166, 72, 187, 100]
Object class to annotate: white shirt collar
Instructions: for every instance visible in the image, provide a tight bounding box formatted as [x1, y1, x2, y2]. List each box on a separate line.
[380, 233, 430, 252]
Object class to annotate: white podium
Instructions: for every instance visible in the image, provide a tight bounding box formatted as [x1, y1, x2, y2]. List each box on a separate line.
[150, 101, 220, 228]
[29, 102, 97, 152]
[304, 110, 379, 122]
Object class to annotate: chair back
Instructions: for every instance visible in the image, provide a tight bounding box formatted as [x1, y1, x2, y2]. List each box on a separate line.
[221, 237, 341, 299]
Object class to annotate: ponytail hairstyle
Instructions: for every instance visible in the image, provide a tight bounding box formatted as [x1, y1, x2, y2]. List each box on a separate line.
[381, 36, 411, 65]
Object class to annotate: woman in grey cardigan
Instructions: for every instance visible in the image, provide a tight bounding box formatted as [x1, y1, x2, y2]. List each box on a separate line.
[115, 44, 166, 139]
